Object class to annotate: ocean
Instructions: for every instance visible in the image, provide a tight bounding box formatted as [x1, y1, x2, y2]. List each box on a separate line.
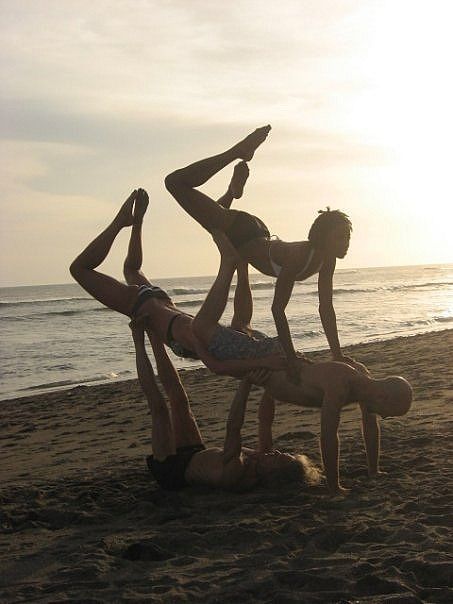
[1, 263, 452, 401]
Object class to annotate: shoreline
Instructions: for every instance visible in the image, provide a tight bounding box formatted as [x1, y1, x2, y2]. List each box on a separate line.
[3, 327, 452, 403]
[1, 329, 452, 602]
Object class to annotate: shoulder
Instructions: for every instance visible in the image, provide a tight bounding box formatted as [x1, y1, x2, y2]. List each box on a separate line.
[319, 255, 336, 274]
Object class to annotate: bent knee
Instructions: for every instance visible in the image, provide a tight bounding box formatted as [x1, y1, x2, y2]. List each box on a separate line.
[164, 170, 185, 194]
[69, 258, 82, 281]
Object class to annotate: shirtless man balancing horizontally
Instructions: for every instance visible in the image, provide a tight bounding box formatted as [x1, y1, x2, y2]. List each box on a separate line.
[192, 230, 413, 495]
[165, 125, 354, 382]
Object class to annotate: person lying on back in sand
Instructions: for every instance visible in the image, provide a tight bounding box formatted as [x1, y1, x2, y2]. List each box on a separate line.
[165, 125, 354, 382]
[118, 204, 320, 492]
[196, 232, 413, 496]
[130, 319, 321, 492]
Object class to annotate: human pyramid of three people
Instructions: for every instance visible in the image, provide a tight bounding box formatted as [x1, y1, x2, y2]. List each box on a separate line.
[70, 126, 412, 496]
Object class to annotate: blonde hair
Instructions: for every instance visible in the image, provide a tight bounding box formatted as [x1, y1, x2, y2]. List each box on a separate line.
[261, 454, 322, 488]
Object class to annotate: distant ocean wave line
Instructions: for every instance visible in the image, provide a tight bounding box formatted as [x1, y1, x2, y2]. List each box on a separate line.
[1, 281, 451, 316]
[0, 296, 92, 307]
[0, 307, 112, 321]
[15, 370, 133, 394]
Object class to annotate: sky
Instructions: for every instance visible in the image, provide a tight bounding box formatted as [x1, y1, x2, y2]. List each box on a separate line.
[1, 0, 452, 286]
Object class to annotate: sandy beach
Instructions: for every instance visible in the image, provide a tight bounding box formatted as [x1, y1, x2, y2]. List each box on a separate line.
[1, 329, 452, 603]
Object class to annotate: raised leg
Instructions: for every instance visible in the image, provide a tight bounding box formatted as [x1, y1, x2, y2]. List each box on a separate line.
[131, 325, 176, 460]
[191, 231, 239, 346]
[230, 260, 253, 334]
[148, 333, 203, 448]
[69, 191, 139, 315]
[123, 189, 152, 287]
[217, 161, 250, 209]
[165, 126, 270, 232]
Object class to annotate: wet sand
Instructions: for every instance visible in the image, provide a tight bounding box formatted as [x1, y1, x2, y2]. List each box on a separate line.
[1, 330, 452, 603]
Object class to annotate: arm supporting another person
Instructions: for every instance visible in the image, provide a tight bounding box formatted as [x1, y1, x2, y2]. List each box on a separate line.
[318, 258, 342, 360]
[258, 391, 275, 453]
[271, 266, 299, 382]
[320, 389, 349, 496]
[360, 404, 381, 477]
[222, 377, 252, 464]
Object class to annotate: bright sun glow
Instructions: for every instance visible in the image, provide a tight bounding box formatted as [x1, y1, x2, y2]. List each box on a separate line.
[340, 1, 453, 260]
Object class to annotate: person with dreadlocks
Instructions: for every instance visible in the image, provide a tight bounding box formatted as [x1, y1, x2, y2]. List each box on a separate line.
[165, 125, 354, 382]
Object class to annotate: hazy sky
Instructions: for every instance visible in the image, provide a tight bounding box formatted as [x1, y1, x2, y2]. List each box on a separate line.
[1, 0, 452, 286]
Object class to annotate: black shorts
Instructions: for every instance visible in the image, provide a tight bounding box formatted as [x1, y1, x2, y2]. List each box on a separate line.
[146, 444, 206, 491]
[130, 284, 171, 318]
[225, 210, 270, 249]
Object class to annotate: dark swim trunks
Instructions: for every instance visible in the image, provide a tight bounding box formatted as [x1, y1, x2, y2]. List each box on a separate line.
[225, 210, 270, 249]
[130, 284, 171, 317]
[146, 444, 206, 491]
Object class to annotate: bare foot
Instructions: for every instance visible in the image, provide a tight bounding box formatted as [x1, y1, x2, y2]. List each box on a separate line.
[235, 125, 271, 162]
[115, 190, 137, 227]
[134, 188, 149, 223]
[212, 229, 241, 264]
[229, 161, 250, 199]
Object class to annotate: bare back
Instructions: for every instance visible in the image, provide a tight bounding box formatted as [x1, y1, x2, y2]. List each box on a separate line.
[265, 360, 356, 408]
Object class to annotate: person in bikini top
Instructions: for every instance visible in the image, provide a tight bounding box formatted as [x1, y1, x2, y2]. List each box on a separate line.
[165, 125, 354, 383]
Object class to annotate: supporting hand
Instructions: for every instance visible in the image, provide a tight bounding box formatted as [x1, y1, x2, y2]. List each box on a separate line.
[329, 485, 351, 497]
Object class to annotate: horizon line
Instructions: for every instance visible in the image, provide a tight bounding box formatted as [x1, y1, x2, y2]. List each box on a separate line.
[1, 261, 452, 289]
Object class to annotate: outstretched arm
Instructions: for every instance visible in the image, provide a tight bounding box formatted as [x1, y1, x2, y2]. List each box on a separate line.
[320, 391, 347, 495]
[272, 267, 299, 382]
[318, 258, 353, 363]
[223, 377, 252, 463]
[360, 403, 381, 476]
[258, 391, 275, 452]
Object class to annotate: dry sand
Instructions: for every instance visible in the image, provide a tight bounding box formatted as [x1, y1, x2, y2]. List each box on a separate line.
[1, 330, 452, 603]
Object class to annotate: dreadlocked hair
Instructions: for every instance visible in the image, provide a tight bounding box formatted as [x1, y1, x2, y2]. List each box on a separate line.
[308, 207, 352, 250]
